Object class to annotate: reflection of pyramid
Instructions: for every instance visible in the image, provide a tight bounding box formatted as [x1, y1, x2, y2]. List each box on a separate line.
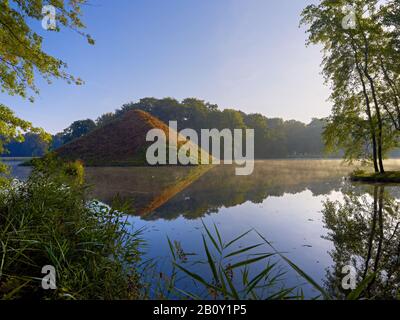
[139, 166, 213, 215]
[85, 165, 213, 215]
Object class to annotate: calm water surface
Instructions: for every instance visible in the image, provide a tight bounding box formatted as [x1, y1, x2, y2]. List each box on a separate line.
[7, 160, 400, 298]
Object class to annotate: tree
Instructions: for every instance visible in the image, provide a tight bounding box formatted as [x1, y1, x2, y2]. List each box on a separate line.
[301, 0, 400, 173]
[50, 132, 64, 150]
[0, 0, 93, 173]
[96, 112, 116, 127]
[4, 133, 49, 157]
[377, 1, 400, 132]
[243, 113, 270, 158]
[61, 119, 96, 144]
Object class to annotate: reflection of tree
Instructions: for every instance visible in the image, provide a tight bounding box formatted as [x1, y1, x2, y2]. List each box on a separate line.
[322, 185, 400, 299]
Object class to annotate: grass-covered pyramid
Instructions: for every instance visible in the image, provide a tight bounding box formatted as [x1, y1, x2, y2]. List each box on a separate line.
[56, 109, 211, 166]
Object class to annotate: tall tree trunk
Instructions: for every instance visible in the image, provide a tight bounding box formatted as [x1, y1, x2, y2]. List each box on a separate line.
[360, 34, 385, 173]
[358, 72, 380, 173]
[379, 56, 400, 130]
[365, 73, 385, 173]
[352, 40, 379, 173]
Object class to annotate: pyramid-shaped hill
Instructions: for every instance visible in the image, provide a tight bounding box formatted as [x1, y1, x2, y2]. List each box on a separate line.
[56, 109, 211, 166]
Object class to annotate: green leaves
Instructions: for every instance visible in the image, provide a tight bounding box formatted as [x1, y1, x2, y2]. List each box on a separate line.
[0, 1, 93, 173]
[0, 104, 51, 173]
[255, 230, 332, 300]
[168, 221, 321, 300]
[168, 222, 388, 300]
[347, 272, 377, 300]
[224, 243, 264, 259]
[301, 0, 400, 169]
[0, 1, 93, 101]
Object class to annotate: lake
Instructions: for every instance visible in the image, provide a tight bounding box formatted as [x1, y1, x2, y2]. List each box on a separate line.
[6, 159, 400, 299]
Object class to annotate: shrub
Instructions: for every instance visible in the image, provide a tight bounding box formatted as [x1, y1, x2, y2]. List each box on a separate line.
[64, 160, 85, 185]
[352, 169, 366, 176]
[0, 158, 144, 300]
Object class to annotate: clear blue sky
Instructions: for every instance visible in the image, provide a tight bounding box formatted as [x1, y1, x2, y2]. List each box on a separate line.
[2, 0, 329, 134]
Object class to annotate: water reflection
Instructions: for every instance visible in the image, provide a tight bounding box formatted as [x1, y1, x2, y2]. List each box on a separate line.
[322, 185, 400, 299]
[85, 165, 213, 216]
[86, 160, 353, 220]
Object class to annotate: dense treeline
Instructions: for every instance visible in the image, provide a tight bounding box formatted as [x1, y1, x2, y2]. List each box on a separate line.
[4, 133, 49, 157]
[2, 98, 330, 159]
[5, 97, 400, 159]
[113, 98, 328, 158]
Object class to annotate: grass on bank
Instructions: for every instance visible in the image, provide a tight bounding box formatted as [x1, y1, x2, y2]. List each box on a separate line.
[0, 156, 144, 300]
[350, 169, 400, 183]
